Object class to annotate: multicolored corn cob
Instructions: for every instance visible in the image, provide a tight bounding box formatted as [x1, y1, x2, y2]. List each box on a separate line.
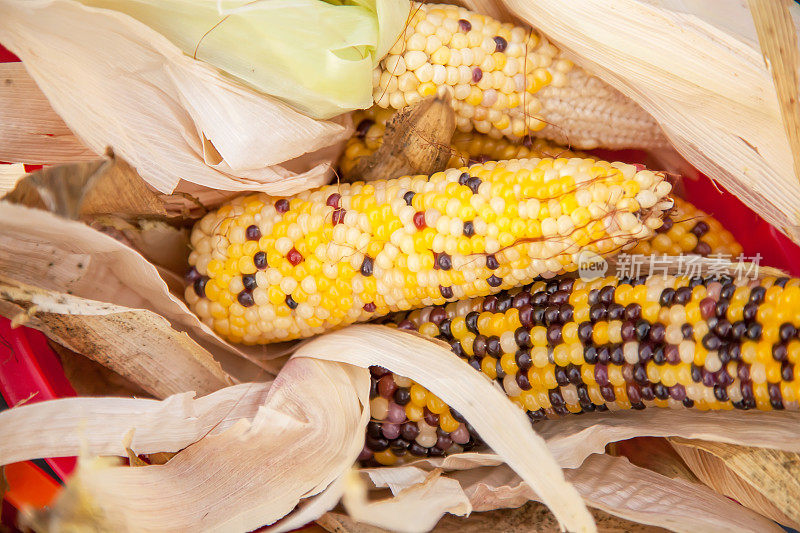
[374, 3, 666, 149]
[340, 106, 585, 177]
[362, 274, 800, 465]
[186, 158, 672, 343]
[630, 197, 743, 257]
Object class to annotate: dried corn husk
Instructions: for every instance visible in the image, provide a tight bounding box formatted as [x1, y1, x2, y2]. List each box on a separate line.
[18, 358, 369, 532]
[0, 382, 271, 466]
[0, 201, 288, 382]
[610, 437, 698, 484]
[0, 62, 98, 164]
[671, 439, 800, 529]
[358, 453, 779, 532]
[0, 0, 352, 195]
[497, 0, 800, 242]
[344, 94, 456, 182]
[0, 163, 27, 196]
[0, 277, 231, 398]
[53, 343, 151, 398]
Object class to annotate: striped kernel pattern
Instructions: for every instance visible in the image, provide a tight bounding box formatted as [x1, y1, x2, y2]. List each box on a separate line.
[631, 197, 743, 257]
[362, 274, 800, 465]
[186, 158, 672, 343]
[339, 106, 585, 177]
[374, 2, 666, 149]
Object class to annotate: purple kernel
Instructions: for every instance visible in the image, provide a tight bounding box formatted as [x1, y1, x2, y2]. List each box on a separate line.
[387, 403, 406, 424]
[436, 434, 453, 451]
[450, 424, 470, 444]
[669, 384, 687, 401]
[381, 423, 401, 440]
[275, 198, 290, 214]
[458, 18, 472, 32]
[245, 225, 261, 241]
[472, 67, 483, 83]
[357, 446, 373, 462]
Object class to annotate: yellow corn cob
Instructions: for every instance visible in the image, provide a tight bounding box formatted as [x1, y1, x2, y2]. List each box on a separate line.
[186, 158, 673, 343]
[340, 106, 586, 177]
[363, 274, 800, 465]
[631, 197, 743, 257]
[341, 110, 743, 261]
[374, 2, 666, 149]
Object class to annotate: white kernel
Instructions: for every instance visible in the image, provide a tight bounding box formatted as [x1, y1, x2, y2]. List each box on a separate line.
[404, 50, 428, 71]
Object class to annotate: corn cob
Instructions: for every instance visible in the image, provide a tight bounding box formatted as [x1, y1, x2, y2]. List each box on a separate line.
[341, 110, 743, 259]
[362, 274, 800, 465]
[186, 158, 672, 344]
[340, 106, 586, 177]
[374, 3, 666, 150]
[630, 197, 743, 257]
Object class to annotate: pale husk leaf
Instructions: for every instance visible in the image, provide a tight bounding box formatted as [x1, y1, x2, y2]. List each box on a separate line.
[671, 438, 800, 529]
[342, 469, 471, 533]
[0, 163, 27, 196]
[503, 0, 800, 242]
[294, 325, 596, 533]
[0, 62, 98, 164]
[747, 0, 800, 179]
[0, 0, 351, 195]
[22, 358, 370, 532]
[361, 453, 778, 532]
[0, 276, 231, 399]
[0, 382, 270, 466]
[535, 407, 800, 468]
[0, 201, 284, 381]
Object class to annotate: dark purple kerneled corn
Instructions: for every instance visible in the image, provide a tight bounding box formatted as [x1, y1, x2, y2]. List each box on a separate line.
[362, 274, 800, 466]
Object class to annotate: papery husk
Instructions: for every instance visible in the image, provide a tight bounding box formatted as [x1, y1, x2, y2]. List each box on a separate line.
[0, 0, 352, 195]
[0, 201, 286, 382]
[499, 0, 800, 242]
[0, 62, 98, 165]
[0, 163, 26, 196]
[363, 454, 780, 532]
[19, 358, 370, 532]
[344, 94, 456, 182]
[342, 469, 471, 533]
[0, 276, 231, 399]
[294, 325, 596, 533]
[3, 154, 168, 220]
[0, 382, 271, 466]
[610, 437, 698, 484]
[321, 501, 668, 533]
[670, 438, 800, 529]
[536, 407, 800, 469]
[52, 342, 151, 398]
[747, 0, 800, 179]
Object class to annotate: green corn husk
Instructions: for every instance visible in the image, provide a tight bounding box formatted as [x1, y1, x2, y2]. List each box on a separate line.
[78, 0, 410, 119]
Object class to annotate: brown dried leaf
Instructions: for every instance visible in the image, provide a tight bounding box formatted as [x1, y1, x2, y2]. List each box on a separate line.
[671, 438, 800, 529]
[610, 437, 698, 483]
[143, 452, 177, 466]
[125, 448, 148, 467]
[3, 153, 168, 220]
[0, 62, 98, 165]
[0, 201, 277, 381]
[0, 276, 231, 399]
[434, 501, 667, 533]
[51, 342, 150, 398]
[345, 94, 455, 182]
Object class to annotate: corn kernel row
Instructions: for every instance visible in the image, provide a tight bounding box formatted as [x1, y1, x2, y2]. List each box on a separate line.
[361, 274, 800, 465]
[186, 158, 672, 343]
[374, 3, 666, 149]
